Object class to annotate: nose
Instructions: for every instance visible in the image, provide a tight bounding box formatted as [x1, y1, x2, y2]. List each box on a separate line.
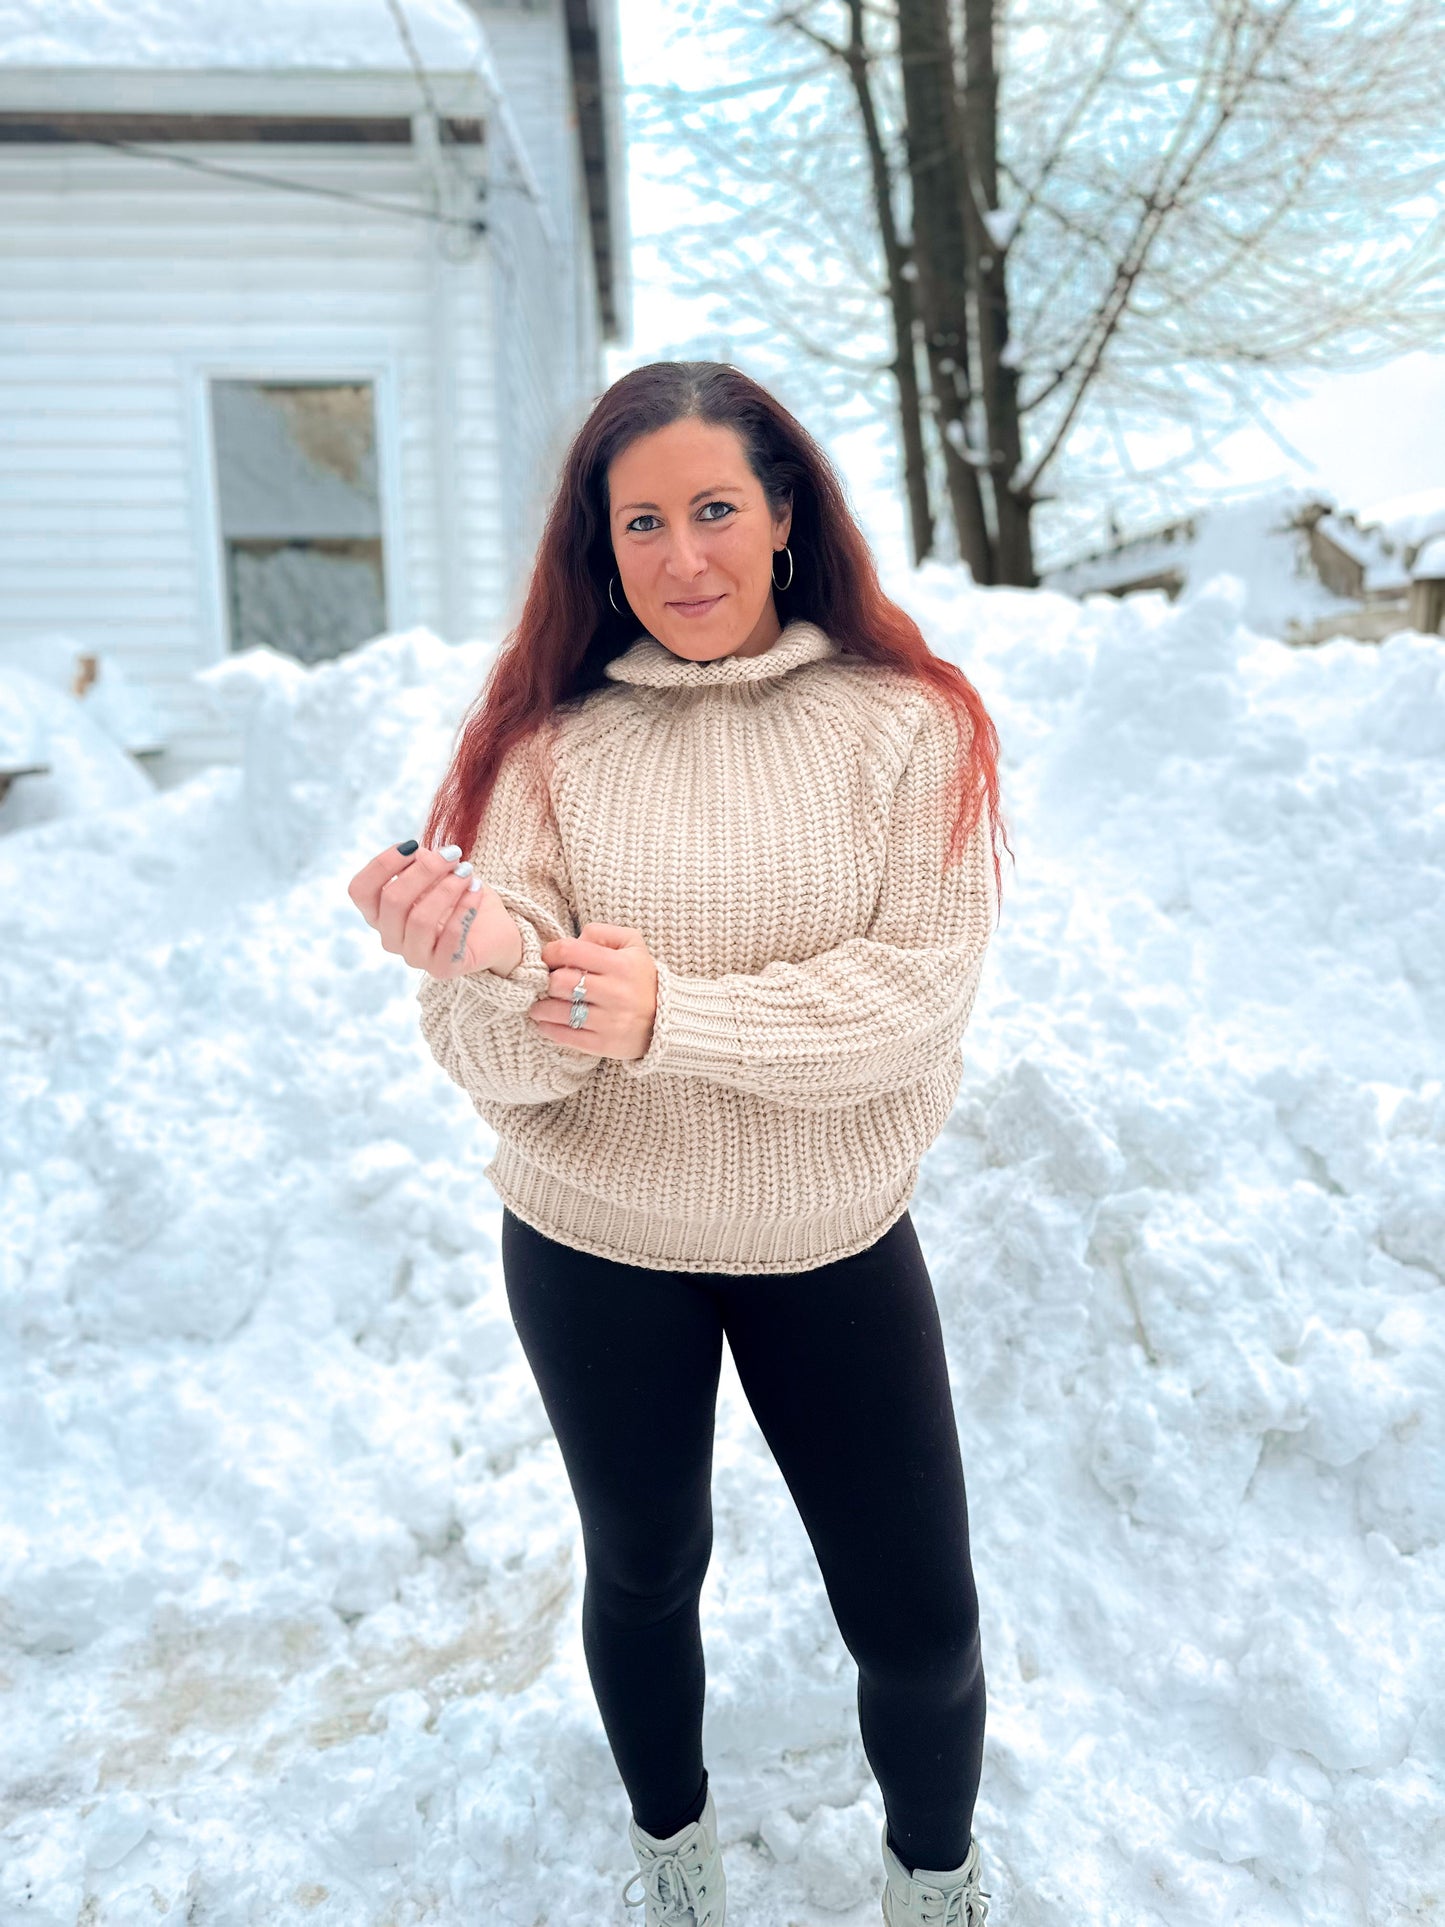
[664, 529, 709, 583]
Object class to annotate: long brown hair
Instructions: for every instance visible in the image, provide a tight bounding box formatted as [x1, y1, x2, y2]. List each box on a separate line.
[421, 359, 1010, 904]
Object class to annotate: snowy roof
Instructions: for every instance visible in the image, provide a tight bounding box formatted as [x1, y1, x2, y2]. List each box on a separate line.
[1314, 512, 1380, 569]
[1357, 484, 1445, 558]
[1041, 484, 1336, 626]
[1413, 533, 1445, 579]
[0, 0, 488, 72]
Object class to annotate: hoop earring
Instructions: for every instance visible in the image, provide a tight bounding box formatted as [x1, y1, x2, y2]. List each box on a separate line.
[608, 574, 628, 614]
[771, 545, 794, 592]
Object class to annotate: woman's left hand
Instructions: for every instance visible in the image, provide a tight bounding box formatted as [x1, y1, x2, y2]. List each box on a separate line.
[530, 923, 659, 1061]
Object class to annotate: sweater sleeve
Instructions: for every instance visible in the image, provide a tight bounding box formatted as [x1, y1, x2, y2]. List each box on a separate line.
[618, 688, 998, 1109]
[415, 727, 602, 1108]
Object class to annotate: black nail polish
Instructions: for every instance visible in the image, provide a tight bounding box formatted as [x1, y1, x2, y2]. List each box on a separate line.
[396, 839, 419, 855]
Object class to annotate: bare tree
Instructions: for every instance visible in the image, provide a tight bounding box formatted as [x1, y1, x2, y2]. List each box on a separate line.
[959, 0, 1030, 582]
[896, 0, 994, 574]
[786, 0, 937, 563]
[628, 0, 1445, 581]
[625, 5, 942, 556]
[957, 0, 1445, 574]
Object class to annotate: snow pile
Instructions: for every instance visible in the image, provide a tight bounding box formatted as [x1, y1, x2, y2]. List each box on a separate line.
[1, 575, 1442, 1926]
[0, 672, 47, 771]
[0, 667, 155, 831]
[0, 634, 165, 833]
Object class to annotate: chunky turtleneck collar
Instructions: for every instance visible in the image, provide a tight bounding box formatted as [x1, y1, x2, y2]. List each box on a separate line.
[603, 617, 842, 689]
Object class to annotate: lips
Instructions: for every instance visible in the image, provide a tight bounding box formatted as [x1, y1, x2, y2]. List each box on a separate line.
[667, 594, 724, 614]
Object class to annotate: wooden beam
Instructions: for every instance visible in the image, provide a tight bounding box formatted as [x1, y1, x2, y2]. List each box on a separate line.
[563, 0, 619, 341]
[0, 111, 484, 145]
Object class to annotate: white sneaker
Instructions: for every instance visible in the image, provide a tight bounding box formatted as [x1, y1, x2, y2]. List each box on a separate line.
[880, 1822, 991, 1925]
[620, 1782, 726, 1926]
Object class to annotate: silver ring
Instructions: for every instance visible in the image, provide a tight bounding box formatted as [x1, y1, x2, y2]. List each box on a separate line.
[568, 969, 588, 1029]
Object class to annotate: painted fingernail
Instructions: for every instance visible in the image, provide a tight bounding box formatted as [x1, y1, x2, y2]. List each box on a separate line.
[438, 843, 463, 861]
[453, 860, 474, 877]
[468, 876, 484, 892]
[396, 839, 419, 855]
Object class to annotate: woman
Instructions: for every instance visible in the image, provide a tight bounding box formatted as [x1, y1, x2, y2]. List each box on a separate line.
[349, 361, 1008, 1927]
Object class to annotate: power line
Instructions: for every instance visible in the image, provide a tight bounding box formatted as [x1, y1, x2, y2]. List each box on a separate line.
[40, 124, 486, 234]
[382, 0, 553, 230]
[383, 0, 457, 144]
[382, 0, 484, 258]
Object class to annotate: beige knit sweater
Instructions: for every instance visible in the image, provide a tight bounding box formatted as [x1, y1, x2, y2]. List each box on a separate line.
[416, 617, 998, 1273]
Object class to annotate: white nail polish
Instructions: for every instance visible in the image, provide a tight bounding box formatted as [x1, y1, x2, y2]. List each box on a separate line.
[453, 860, 473, 876]
[438, 843, 463, 862]
[468, 875, 484, 892]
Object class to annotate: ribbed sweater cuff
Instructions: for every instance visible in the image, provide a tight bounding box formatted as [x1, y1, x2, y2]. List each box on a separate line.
[621, 958, 744, 1080]
[454, 911, 550, 1018]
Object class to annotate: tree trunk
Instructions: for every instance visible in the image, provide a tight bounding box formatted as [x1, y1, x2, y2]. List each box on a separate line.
[896, 0, 993, 582]
[959, 0, 1035, 584]
[840, 0, 934, 565]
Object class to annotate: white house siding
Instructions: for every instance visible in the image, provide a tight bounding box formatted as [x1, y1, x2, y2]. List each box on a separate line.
[488, 195, 563, 623]
[0, 137, 504, 778]
[472, 3, 582, 305]
[474, 1, 605, 410]
[565, 117, 605, 418]
[484, 124, 606, 624]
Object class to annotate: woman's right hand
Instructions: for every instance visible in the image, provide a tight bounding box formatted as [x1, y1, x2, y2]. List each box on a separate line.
[348, 841, 523, 981]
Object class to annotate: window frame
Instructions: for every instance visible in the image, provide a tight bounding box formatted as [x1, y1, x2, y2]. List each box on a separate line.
[187, 354, 409, 664]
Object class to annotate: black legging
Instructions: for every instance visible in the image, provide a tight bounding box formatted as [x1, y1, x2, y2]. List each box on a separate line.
[500, 1203, 986, 1876]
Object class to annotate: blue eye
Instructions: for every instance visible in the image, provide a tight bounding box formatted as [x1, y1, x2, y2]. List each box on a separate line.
[624, 501, 737, 534]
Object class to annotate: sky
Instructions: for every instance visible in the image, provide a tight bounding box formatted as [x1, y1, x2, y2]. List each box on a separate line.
[607, 0, 1445, 576]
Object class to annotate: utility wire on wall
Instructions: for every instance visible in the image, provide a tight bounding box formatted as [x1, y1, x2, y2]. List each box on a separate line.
[39, 124, 487, 234]
[383, 0, 487, 259]
[22, 0, 553, 250]
[382, 0, 462, 155]
[381, 0, 550, 249]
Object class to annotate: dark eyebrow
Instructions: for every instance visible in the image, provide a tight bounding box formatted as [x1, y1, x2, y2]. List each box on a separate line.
[614, 484, 744, 516]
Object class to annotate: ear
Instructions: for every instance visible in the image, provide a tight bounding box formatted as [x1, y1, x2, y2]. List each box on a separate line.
[773, 493, 794, 548]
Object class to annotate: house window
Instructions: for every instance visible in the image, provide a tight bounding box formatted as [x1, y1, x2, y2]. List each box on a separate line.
[209, 379, 387, 662]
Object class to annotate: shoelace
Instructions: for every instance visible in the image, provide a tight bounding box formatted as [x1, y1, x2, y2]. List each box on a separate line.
[620, 1840, 709, 1925]
[914, 1878, 992, 1926]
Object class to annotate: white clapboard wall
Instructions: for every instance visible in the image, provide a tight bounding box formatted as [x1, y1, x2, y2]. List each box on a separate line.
[0, 32, 609, 784]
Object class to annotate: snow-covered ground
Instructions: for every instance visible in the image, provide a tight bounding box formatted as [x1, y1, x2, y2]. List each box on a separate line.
[2, 565, 1442, 1926]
